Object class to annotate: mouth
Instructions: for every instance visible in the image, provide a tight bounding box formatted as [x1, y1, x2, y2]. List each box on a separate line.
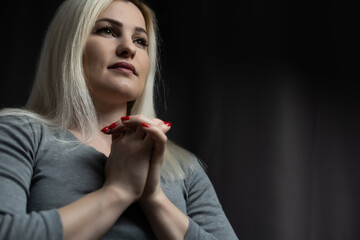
[108, 62, 137, 75]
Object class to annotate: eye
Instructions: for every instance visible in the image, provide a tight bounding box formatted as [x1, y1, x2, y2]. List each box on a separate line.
[134, 38, 149, 48]
[95, 27, 117, 37]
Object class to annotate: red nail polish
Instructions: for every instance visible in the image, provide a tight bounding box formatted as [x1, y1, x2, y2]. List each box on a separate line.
[101, 126, 109, 133]
[121, 116, 130, 121]
[108, 122, 118, 130]
[141, 122, 150, 128]
[163, 121, 172, 127]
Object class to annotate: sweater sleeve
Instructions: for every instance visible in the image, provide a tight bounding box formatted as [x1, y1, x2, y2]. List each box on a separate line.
[0, 115, 63, 240]
[184, 160, 238, 240]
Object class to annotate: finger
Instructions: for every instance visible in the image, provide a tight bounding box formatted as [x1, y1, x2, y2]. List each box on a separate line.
[140, 122, 167, 153]
[121, 115, 171, 134]
[133, 125, 147, 140]
[141, 124, 166, 170]
[160, 121, 171, 134]
[150, 118, 172, 134]
[111, 126, 132, 142]
[101, 120, 127, 135]
[120, 115, 152, 127]
[111, 131, 124, 142]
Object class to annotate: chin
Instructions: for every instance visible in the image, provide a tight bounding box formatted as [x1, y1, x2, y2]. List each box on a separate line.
[114, 84, 144, 99]
[114, 90, 143, 102]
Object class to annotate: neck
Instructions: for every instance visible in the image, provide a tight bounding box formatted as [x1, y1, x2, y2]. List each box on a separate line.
[68, 102, 128, 157]
[95, 102, 128, 130]
[95, 102, 128, 156]
[98, 101, 127, 133]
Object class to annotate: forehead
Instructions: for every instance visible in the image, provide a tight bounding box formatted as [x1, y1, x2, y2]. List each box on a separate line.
[98, 1, 146, 29]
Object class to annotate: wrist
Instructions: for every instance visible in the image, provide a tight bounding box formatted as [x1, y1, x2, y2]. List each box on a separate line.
[138, 189, 166, 209]
[101, 184, 136, 208]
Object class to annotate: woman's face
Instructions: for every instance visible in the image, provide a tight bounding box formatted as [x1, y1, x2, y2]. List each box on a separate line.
[83, 0, 150, 107]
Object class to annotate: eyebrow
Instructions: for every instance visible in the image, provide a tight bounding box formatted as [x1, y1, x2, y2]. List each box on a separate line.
[96, 18, 148, 36]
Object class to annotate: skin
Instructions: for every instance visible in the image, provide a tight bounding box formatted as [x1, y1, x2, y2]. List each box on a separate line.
[59, 1, 189, 239]
[83, 0, 150, 109]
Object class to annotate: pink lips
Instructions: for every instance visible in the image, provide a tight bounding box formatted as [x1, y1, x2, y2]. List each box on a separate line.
[108, 62, 137, 75]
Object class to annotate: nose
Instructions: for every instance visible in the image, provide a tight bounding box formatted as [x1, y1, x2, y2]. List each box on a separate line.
[116, 36, 136, 59]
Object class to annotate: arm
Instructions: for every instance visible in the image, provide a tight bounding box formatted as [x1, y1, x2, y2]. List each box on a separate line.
[139, 157, 238, 240]
[116, 116, 238, 239]
[184, 160, 238, 240]
[60, 118, 158, 239]
[119, 116, 238, 239]
[139, 122, 190, 240]
[139, 191, 190, 240]
[109, 116, 189, 240]
[0, 115, 153, 240]
[0, 116, 62, 239]
[58, 185, 133, 240]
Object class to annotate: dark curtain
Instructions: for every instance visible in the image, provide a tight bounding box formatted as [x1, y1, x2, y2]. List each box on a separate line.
[1, 0, 359, 239]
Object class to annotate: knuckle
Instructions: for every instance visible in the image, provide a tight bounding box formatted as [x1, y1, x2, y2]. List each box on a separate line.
[136, 114, 144, 120]
[161, 135, 168, 144]
[152, 118, 162, 124]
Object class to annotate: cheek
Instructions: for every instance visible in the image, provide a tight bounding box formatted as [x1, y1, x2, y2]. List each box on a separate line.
[83, 41, 108, 77]
[138, 58, 150, 93]
[83, 47, 95, 80]
[140, 55, 151, 82]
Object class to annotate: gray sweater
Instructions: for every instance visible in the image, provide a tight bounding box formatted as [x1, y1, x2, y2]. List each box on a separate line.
[0, 115, 238, 239]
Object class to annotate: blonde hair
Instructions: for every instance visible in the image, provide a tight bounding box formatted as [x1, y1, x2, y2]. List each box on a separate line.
[0, 0, 195, 180]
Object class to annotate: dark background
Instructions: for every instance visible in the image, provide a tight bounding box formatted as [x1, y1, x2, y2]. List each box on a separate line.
[1, 0, 359, 239]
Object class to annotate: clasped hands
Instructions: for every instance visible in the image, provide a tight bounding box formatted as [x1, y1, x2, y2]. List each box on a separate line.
[101, 115, 171, 206]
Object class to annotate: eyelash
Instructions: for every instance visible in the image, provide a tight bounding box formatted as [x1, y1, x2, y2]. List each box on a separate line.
[96, 27, 117, 37]
[134, 38, 149, 47]
[95, 27, 149, 47]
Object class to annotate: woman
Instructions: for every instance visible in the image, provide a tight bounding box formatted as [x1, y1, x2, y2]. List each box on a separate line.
[0, 0, 238, 239]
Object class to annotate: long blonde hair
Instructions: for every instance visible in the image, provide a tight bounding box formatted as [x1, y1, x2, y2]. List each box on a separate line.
[1, 0, 195, 180]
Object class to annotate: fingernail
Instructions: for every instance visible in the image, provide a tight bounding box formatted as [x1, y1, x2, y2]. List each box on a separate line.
[163, 121, 172, 127]
[108, 122, 118, 130]
[121, 116, 130, 121]
[141, 122, 150, 128]
[101, 126, 109, 133]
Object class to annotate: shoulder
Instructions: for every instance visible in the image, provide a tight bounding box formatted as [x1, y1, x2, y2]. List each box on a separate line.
[0, 112, 44, 137]
[0, 111, 59, 156]
[183, 156, 211, 189]
[0, 112, 46, 170]
[0, 108, 61, 134]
